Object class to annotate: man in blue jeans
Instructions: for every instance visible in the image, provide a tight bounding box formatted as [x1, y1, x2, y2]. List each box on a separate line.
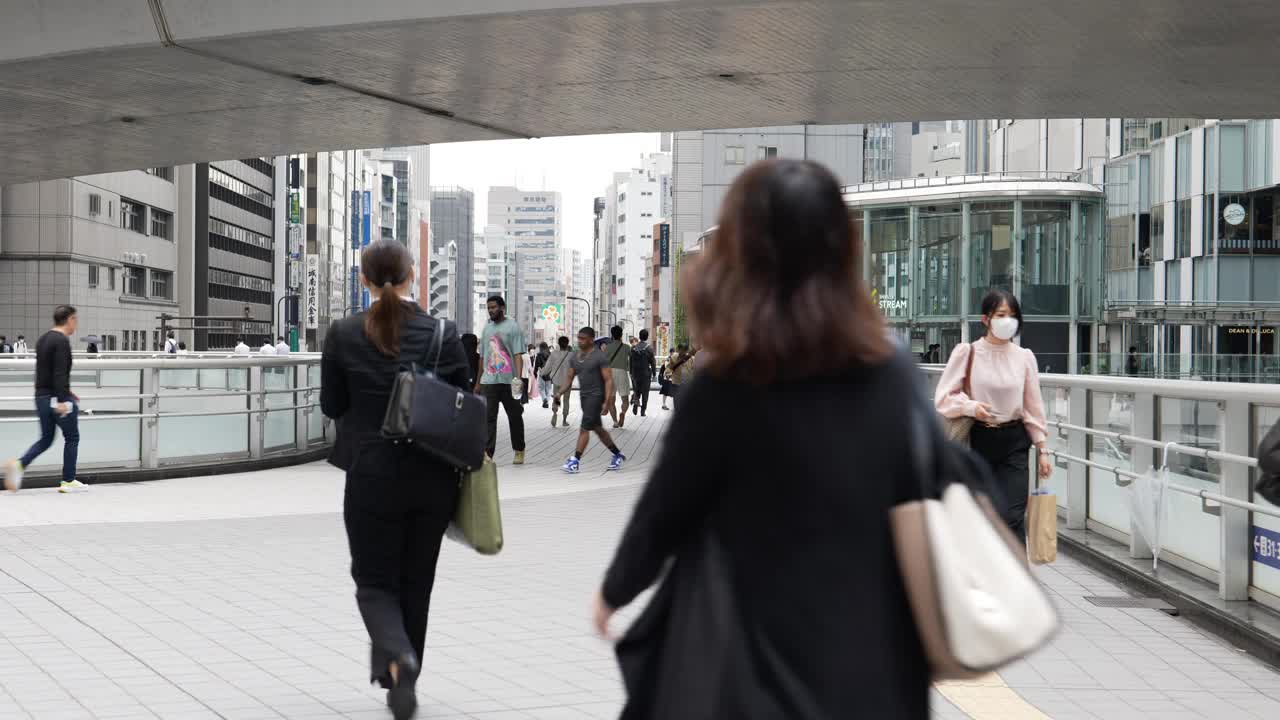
[4, 305, 87, 494]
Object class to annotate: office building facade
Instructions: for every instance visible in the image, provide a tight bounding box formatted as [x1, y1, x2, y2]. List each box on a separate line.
[1, 168, 180, 351]
[487, 187, 563, 342]
[430, 186, 475, 329]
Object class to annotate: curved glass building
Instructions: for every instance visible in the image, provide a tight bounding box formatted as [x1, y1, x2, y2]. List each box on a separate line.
[845, 172, 1104, 373]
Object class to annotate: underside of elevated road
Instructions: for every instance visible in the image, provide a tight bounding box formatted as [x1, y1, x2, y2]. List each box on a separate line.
[3, 0, 1280, 185]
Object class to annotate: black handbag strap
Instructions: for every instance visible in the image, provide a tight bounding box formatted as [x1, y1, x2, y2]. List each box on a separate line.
[609, 341, 624, 365]
[429, 316, 445, 373]
[549, 350, 570, 378]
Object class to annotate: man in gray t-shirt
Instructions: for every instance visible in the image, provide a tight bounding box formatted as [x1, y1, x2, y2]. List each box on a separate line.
[555, 327, 626, 474]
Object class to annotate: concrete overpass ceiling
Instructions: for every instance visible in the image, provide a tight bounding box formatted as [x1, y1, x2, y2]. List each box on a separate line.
[3, 0, 1280, 185]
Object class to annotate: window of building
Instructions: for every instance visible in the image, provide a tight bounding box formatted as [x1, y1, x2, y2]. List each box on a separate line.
[1220, 125, 1246, 192]
[88, 265, 99, 288]
[120, 199, 146, 234]
[1176, 198, 1191, 258]
[1150, 204, 1165, 262]
[917, 204, 962, 317]
[108, 267, 116, 290]
[1175, 135, 1191, 199]
[724, 146, 746, 165]
[150, 270, 172, 300]
[1204, 195, 1215, 253]
[757, 146, 779, 160]
[88, 193, 102, 216]
[1020, 201, 1071, 315]
[150, 209, 172, 240]
[146, 167, 174, 182]
[1220, 193, 1251, 253]
[123, 266, 145, 297]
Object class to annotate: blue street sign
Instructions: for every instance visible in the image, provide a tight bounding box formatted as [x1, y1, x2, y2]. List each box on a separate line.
[1253, 525, 1280, 571]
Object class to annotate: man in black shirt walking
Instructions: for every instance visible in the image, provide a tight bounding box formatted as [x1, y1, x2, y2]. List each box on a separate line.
[4, 305, 86, 493]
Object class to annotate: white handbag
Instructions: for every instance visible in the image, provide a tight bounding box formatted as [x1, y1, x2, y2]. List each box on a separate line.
[892, 362, 1059, 679]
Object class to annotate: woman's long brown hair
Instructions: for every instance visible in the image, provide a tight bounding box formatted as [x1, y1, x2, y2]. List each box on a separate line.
[682, 158, 890, 383]
[360, 240, 414, 357]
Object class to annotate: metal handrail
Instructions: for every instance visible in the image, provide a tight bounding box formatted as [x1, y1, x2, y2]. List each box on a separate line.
[0, 386, 320, 404]
[0, 402, 322, 424]
[0, 357, 319, 370]
[843, 170, 1090, 195]
[1047, 420, 1257, 468]
[1041, 447, 1280, 519]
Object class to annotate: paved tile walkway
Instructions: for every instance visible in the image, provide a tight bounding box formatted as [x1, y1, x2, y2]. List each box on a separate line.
[0, 401, 1276, 718]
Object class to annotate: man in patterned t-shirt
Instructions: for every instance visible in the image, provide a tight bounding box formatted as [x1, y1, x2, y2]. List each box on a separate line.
[477, 295, 527, 464]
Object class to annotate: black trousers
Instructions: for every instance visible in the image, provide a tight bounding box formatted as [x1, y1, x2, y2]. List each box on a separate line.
[969, 423, 1032, 537]
[343, 441, 460, 687]
[482, 383, 525, 454]
[631, 374, 651, 414]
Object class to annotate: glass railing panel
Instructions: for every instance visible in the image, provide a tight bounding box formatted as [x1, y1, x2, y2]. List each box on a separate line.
[1088, 391, 1134, 534]
[1041, 384, 1070, 510]
[157, 368, 249, 460]
[307, 364, 325, 442]
[263, 367, 296, 450]
[1158, 397, 1222, 572]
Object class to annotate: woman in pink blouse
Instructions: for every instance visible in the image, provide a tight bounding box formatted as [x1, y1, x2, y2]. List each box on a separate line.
[934, 289, 1051, 537]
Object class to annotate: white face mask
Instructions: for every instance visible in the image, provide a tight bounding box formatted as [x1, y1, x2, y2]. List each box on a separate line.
[989, 316, 1019, 341]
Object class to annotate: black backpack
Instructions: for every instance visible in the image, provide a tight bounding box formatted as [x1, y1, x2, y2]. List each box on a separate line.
[630, 344, 653, 377]
[1257, 423, 1280, 506]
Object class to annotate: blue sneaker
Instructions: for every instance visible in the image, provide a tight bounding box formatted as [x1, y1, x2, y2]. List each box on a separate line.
[562, 457, 580, 474]
[607, 452, 626, 471]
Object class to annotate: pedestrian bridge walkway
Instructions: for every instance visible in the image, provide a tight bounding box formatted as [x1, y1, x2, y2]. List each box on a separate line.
[0, 400, 1278, 719]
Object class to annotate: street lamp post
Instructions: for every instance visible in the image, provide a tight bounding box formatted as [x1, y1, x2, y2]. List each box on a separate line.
[567, 296, 591, 333]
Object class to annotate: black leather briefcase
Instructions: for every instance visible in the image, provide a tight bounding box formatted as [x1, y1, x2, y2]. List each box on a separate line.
[381, 317, 487, 471]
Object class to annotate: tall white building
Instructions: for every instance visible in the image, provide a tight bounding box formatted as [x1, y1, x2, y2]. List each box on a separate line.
[599, 153, 671, 335]
[486, 187, 563, 342]
[563, 247, 592, 336]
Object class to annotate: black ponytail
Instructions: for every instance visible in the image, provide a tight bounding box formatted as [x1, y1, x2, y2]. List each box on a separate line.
[360, 240, 414, 357]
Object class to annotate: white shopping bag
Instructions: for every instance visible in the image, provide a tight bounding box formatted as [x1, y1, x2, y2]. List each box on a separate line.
[1127, 465, 1167, 571]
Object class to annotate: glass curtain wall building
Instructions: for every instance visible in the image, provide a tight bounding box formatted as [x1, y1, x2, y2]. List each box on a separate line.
[847, 175, 1104, 374]
[1102, 120, 1280, 382]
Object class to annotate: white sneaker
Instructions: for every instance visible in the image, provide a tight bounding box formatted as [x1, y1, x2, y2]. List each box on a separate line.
[3, 459, 22, 493]
[59, 479, 87, 493]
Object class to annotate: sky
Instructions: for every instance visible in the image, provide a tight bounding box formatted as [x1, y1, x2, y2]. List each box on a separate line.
[429, 133, 662, 251]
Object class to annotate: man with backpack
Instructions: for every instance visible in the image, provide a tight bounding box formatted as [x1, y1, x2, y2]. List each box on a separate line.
[546, 336, 574, 427]
[629, 329, 657, 417]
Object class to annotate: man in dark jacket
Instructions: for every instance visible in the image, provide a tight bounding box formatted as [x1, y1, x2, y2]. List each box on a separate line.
[4, 305, 85, 493]
[629, 329, 657, 417]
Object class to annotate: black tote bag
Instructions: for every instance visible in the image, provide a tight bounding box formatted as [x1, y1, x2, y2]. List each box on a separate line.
[381, 317, 487, 471]
[616, 531, 783, 719]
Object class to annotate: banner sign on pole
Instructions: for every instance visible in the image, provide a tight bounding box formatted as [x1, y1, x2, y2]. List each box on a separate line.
[305, 255, 321, 329]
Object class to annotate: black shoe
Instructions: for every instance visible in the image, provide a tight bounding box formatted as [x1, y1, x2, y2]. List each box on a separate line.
[542, 401, 549, 409]
[387, 653, 420, 720]
[641, 410, 646, 417]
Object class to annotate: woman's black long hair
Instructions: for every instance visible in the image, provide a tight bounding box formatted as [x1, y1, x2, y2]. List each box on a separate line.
[360, 240, 414, 357]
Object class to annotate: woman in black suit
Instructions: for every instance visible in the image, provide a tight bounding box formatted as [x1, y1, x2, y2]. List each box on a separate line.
[321, 240, 471, 720]
[594, 159, 929, 718]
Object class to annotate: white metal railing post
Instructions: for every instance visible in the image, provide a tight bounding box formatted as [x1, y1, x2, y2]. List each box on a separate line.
[1220, 397, 1252, 600]
[295, 364, 308, 452]
[1067, 387, 1089, 529]
[140, 367, 159, 469]
[1129, 391, 1156, 559]
[249, 366, 264, 459]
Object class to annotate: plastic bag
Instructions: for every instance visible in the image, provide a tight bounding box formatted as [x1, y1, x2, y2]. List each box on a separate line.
[1127, 466, 1167, 570]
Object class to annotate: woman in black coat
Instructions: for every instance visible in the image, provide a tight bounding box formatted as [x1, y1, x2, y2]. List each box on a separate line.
[321, 240, 471, 720]
[593, 159, 930, 718]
